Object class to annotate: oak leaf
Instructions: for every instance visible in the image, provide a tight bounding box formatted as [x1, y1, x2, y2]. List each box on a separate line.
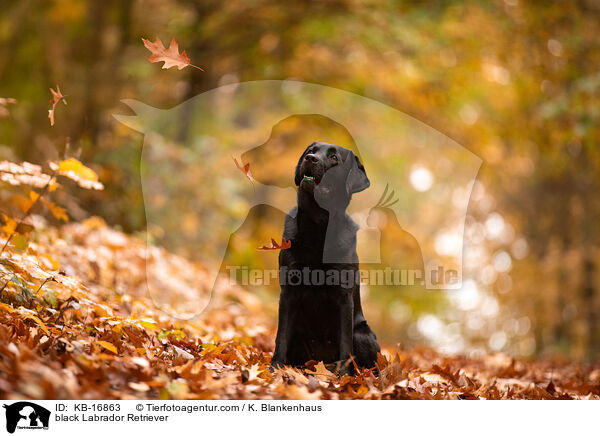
[305, 361, 337, 382]
[257, 237, 291, 250]
[232, 157, 254, 183]
[48, 85, 67, 126]
[278, 366, 310, 385]
[142, 37, 203, 71]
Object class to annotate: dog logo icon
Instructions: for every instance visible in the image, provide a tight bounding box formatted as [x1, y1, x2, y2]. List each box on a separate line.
[2, 402, 50, 433]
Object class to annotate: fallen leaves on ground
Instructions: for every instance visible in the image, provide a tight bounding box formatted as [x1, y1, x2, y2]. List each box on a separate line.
[0, 218, 598, 400]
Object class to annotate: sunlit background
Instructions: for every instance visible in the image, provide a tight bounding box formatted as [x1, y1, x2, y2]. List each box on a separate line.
[1, 0, 599, 361]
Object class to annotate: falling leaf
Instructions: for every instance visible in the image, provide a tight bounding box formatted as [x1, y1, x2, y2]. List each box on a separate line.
[232, 157, 254, 183]
[50, 158, 104, 190]
[257, 237, 291, 250]
[97, 340, 118, 354]
[142, 37, 203, 71]
[48, 85, 67, 126]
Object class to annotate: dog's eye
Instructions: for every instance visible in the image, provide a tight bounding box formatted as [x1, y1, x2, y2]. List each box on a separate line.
[330, 154, 338, 161]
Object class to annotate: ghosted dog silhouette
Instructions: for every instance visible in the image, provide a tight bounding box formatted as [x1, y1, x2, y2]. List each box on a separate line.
[221, 114, 365, 290]
[113, 81, 481, 320]
[366, 184, 425, 285]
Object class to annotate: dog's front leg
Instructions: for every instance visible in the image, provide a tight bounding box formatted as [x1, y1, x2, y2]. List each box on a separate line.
[338, 288, 354, 375]
[271, 287, 293, 370]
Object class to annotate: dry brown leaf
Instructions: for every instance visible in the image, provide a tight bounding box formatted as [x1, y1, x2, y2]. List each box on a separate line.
[97, 340, 118, 354]
[48, 85, 67, 126]
[142, 37, 203, 71]
[257, 237, 291, 250]
[305, 361, 337, 382]
[232, 157, 254, 183]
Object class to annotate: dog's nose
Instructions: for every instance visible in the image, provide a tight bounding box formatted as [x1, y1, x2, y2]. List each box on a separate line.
[305, 154, 318, 163]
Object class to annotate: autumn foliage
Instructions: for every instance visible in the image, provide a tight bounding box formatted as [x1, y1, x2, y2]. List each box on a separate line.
[0, 217, 598, 399]
[2, 22, 600, 400]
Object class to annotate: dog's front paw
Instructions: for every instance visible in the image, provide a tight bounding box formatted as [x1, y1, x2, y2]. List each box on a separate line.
[335, 358, 354, 377]
[270, 358, 285, 373]
[338, 365, 352, 377]
[271, 344, 288, 372]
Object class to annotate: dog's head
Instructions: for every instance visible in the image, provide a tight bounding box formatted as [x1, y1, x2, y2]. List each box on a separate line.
[295, 142, 369, 210]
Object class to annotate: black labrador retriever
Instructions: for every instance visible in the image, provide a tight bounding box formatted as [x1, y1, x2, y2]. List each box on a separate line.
[271, 142, 380, 373]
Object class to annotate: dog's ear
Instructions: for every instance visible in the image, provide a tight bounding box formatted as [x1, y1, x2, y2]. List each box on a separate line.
[346, 152, 370, 194]
[294, 142, 316, 186]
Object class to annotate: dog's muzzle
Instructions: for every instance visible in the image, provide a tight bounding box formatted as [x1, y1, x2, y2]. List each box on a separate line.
[299, 161, 324, 192]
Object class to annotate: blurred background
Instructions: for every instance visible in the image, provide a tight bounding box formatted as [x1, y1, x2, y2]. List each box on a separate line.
[1, 0, 599, 361]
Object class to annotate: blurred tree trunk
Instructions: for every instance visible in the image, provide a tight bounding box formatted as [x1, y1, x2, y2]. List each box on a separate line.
[78, 0, 108, 150]
[118, 0, 133, 47]
[554, 268, 569, 349]
[176, 0, 220, 144]
[582, 254, 598, 361]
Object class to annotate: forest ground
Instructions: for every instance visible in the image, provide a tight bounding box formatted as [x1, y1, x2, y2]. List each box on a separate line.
[1, 218, 599, 400]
